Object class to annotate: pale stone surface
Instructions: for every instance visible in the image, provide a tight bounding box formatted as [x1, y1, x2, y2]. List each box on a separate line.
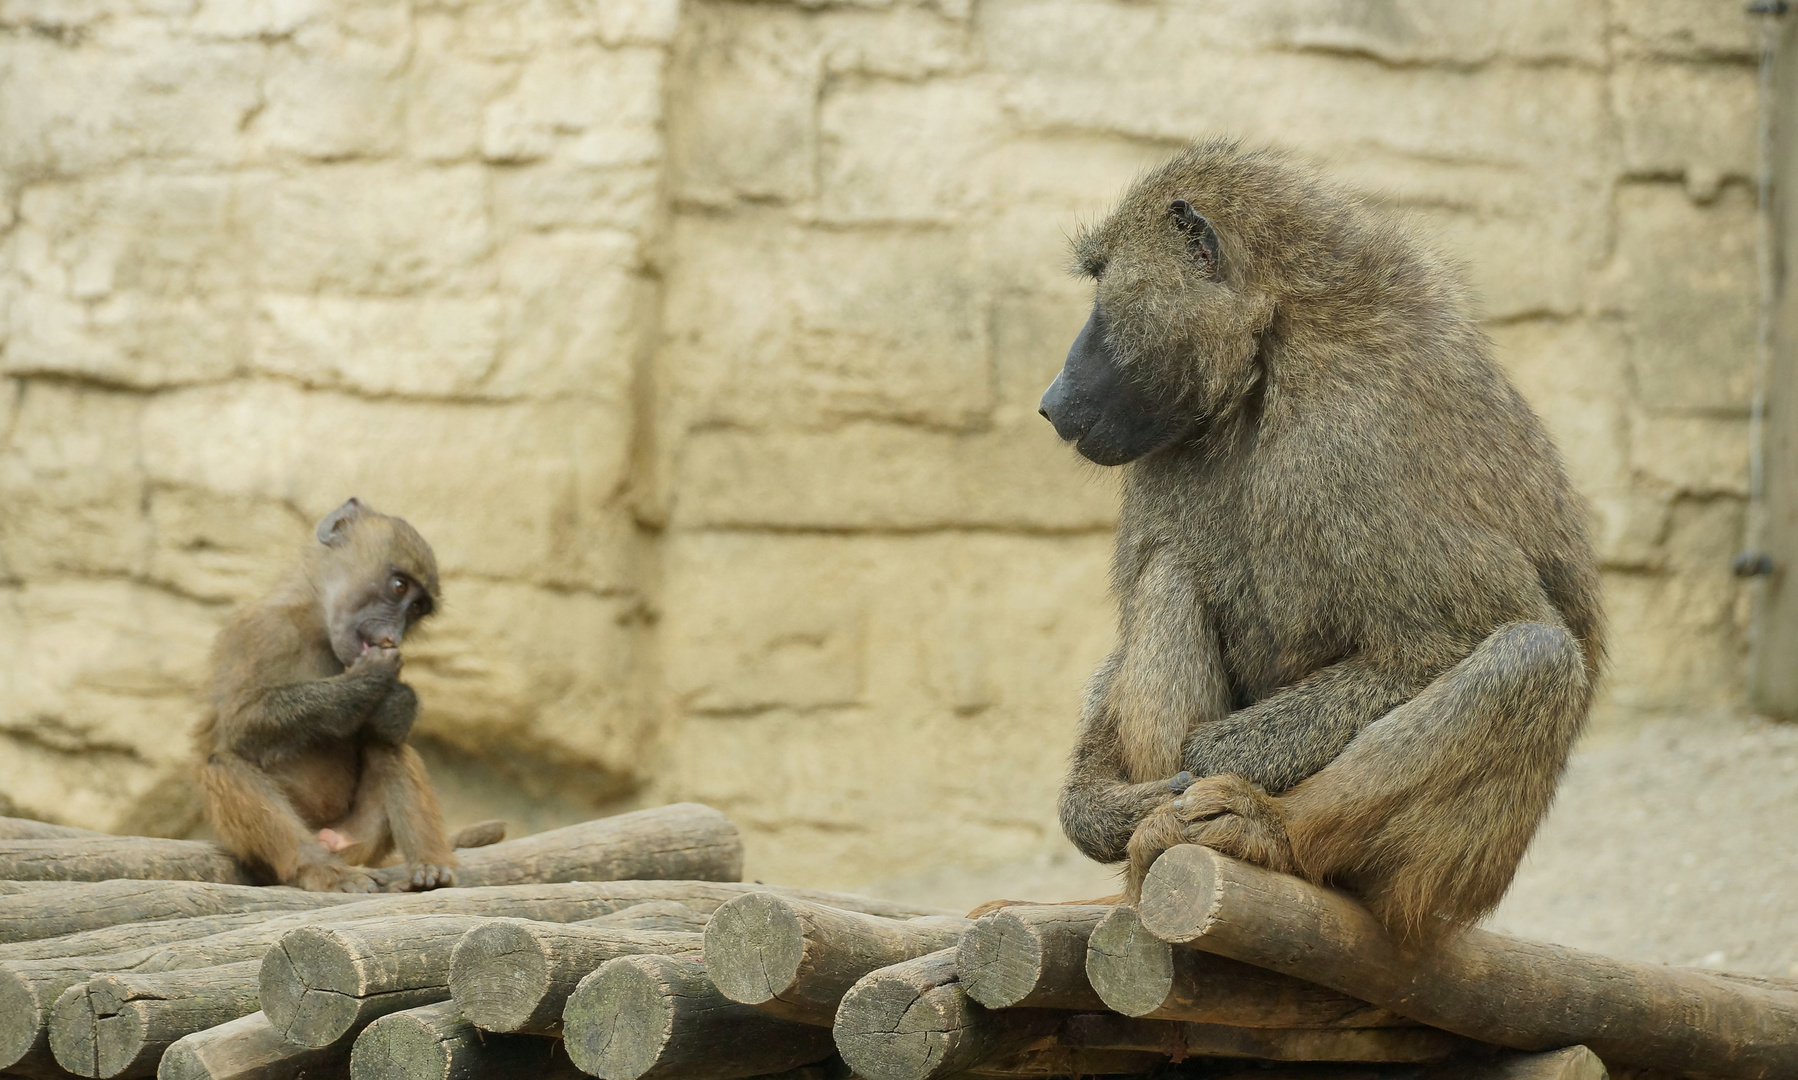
[0, 0, 1771, 895]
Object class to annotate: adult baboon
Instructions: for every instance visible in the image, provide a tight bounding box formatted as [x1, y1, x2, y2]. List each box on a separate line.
[1043, 141, 1603, 939]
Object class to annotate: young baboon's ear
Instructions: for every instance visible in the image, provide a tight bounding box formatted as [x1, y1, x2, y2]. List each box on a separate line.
[315, 498, 366, 546]
[1168, 199, 1221, 277]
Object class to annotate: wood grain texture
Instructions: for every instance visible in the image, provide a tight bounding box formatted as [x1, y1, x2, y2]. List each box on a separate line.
[703, 892, 969, 1025]
[158, 1011, 351, 1080]
[349, 1000, 582, 1080]
[955, 904, 1108, 1011]
[0, 837, 256, 885]
[1138, 845, 1798, 1079]
[372, 804, 742, 889]
[50, 961, 261, 1079]
[563, 954, 834, 1080]
[0, 881, 355, 945]
[1, 883, 750, 1077]
[259, 915, 490, 1048]
[0, 817, 109, 840]
[1058, 1013, 1467, 1063]
[831, 948, 1061, 1080]
[1085, 904, 1403, 1026]
[449, 920, 700, 1035]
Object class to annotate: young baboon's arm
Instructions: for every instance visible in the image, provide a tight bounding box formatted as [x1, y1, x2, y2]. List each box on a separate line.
[363, 681, 418, 745]
[1180, 657, 1434, 794]
[225, 663, 397, 763]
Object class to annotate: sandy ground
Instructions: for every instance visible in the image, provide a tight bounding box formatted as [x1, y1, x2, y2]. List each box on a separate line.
[865, 711, 1798, 976]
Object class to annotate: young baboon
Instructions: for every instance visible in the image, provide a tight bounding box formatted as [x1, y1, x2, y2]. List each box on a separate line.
[1042, 141, 1603, 940]
[195, 498, 457, 892]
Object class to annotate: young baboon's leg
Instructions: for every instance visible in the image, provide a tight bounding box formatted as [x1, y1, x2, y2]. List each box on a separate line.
[360, 743, 457, 890]
[322, 761, 397, 869]
[1130, 622, 1588, 937]
[201, 754, 378, 893]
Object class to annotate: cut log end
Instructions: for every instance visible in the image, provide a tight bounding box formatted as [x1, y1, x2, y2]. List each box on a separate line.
[258, 930, 361, 1049]
[564, 954, 833, 1080]
[0, 965, 44, 1071]
[48, 983, 100, 1077]
[445, 921, 554, 1034]
[956, 904, 1109, 1012]
[349, 1004, 456, 1080]
[702, 893, 804, 1006]
[1136, 844, 1225, 944]
[1083, 905, 1175, 1017]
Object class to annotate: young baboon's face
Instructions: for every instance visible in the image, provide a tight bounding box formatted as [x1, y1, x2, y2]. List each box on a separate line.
[1041, 181, 1275, 466]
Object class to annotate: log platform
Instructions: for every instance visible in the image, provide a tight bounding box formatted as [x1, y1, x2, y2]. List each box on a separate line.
[0, 810, 1780, 1080]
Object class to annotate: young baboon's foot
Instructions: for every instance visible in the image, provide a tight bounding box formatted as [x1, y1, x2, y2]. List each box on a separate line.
[390, 861, 456, 892]
[292, 859, 380, 893]
[316, 828, 355, 853]
[1124, 774, 1296, 899]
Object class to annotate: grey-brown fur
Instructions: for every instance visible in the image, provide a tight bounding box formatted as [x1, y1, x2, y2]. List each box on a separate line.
[194, 499, 457, 893]
[1049, 141, 1604, 940]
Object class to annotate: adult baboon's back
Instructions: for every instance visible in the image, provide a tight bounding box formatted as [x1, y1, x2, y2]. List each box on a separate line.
[1042, 141, 1603, 939]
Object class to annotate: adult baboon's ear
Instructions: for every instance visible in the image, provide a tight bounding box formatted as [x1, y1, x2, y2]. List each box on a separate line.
[315, 498, 366, 546]
[1168, 199, 1221, 277]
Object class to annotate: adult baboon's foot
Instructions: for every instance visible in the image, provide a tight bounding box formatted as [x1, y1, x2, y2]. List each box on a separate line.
[1124, 774, 1295, 899]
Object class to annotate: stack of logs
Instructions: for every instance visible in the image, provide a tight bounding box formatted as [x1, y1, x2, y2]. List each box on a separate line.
[3, 808, 1795, 1080]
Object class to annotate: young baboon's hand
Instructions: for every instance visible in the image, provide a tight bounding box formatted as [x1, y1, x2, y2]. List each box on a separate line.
[351, 640, 403, 681]
[1124, 774, 1295, 901]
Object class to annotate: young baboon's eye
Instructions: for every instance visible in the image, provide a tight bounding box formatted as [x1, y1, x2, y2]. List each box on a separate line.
[390, 575, 407, 598]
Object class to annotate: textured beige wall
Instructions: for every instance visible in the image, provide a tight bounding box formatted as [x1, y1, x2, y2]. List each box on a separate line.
[0, 0, 1763, 887]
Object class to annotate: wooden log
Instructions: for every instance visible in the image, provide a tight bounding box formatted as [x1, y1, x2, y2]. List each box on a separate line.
[0, 837, 256, 885]
[0, 911, 304, 963]
[261, 902, 704, 1049]
[583, 900, 708, 933]
[0, 880, 942, 1078]
[1058, 1013, 1468, 1064]
[259, 914, 492, 1047]
[0, 816, 108, 840]
[0, 881, 359, 945]
[1085, 905, 1404, 1027]
[702, 892, 969, 1025]
[1138, 844, 1798, 1080]
[350, 1000, 582, 1080]
[832, 948, 1061, 1080]
[371, 803, 743, 889]
[955, 904, 1108, 1011]
[563, 953, 835, 1080]
[0, 803, 733, 893]
[0, 876, 941, 949]
[50, 961, 261, 1079]
[1422, 1046, 1610, 1080]
[157, 1011, 350, 1080]
[448, 921, 700, 1035]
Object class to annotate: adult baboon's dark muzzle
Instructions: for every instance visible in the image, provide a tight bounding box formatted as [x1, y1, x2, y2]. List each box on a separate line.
[1040, 306, 1193, 466]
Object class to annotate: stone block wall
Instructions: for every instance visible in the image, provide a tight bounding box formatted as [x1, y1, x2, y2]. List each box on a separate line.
[0, 0, 1764, 887]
